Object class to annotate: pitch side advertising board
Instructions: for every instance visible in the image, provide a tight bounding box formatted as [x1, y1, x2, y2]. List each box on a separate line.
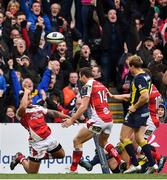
[0, 123, 121, 174]
[1, 123, 167, 174]
[153, 123, 167, 173]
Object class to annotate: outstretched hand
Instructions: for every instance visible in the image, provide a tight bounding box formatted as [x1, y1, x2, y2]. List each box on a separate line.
[106, 89, 114, 98]
[62, 118, 74, 128]
[58, 112, 70, 119]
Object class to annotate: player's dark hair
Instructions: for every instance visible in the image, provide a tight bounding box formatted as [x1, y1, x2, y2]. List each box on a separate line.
[16, 11, 25, 17]
[80, 67, 93, 78]
[32, 0, 41, 6]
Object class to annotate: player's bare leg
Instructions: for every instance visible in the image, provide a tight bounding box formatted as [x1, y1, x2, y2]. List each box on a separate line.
[21, 158, 40, 173]
[99, 132, 125, 171]
[119, 125, 142, 173]
[43, 144, 65, 159]
[134, 127, 158, 173]
[70, 127, 94, 172]
[10, 152, 40, 173]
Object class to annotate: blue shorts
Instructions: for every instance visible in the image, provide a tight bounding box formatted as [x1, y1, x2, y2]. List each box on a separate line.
[123, 112, 149, 128]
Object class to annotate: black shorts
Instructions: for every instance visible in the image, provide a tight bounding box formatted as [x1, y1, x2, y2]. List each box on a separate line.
[123, 112, 149, 128]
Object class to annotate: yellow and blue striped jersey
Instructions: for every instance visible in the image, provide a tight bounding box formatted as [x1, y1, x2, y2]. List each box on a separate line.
[130, 72, 151, 112]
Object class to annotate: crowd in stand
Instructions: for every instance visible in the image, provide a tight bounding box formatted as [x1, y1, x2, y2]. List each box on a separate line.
[0, 0, 167, 123]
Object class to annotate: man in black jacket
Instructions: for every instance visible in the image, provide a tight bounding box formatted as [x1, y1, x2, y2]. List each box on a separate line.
[95, 0, 128, 87]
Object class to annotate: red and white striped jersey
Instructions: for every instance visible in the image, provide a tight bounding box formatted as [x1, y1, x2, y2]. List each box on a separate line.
[149, 84, 162, 127]
[81, 79, 112, 122]
[16, 105, 51, 142]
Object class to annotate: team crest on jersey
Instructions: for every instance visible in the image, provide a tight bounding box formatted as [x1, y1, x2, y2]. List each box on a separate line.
[103, 107, 110, 114]
[138, 84, 144, 90]
[30, 112, 43, 120]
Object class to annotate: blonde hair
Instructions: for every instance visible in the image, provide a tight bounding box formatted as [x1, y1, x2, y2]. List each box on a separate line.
[7, 0, 20, 12]
[128, 55, 143, 68]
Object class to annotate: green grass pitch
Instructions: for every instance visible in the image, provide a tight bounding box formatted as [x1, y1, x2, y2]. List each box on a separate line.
[0, 174, 167, 179]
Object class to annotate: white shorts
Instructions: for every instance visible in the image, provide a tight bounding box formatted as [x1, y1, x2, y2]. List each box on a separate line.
[145, 116, 157, 139]
[86, 118, 113, 135]
[29, 134, 60, 159]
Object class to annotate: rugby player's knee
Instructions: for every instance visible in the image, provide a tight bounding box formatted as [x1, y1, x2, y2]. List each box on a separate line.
[73, 137, 81, 147]
[59, 149, 65, 158]
[120, 132, 127, 143]
[138, 140, 147, 147]
[120, 135, 127, 143]
[121, 138, 132, 146]
[52, 149, 65, 159]
[98, 140, 105, 148]
[135, 134, 146, 145]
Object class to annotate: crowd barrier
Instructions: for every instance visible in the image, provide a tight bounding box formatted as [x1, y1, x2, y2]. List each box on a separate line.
[153, 123, 167, 173]
[0, 123, 121, 174]
[0, 123, 166, 174]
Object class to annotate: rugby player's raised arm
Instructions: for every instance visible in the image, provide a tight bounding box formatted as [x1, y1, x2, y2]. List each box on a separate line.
[17, 89, 31, 117]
